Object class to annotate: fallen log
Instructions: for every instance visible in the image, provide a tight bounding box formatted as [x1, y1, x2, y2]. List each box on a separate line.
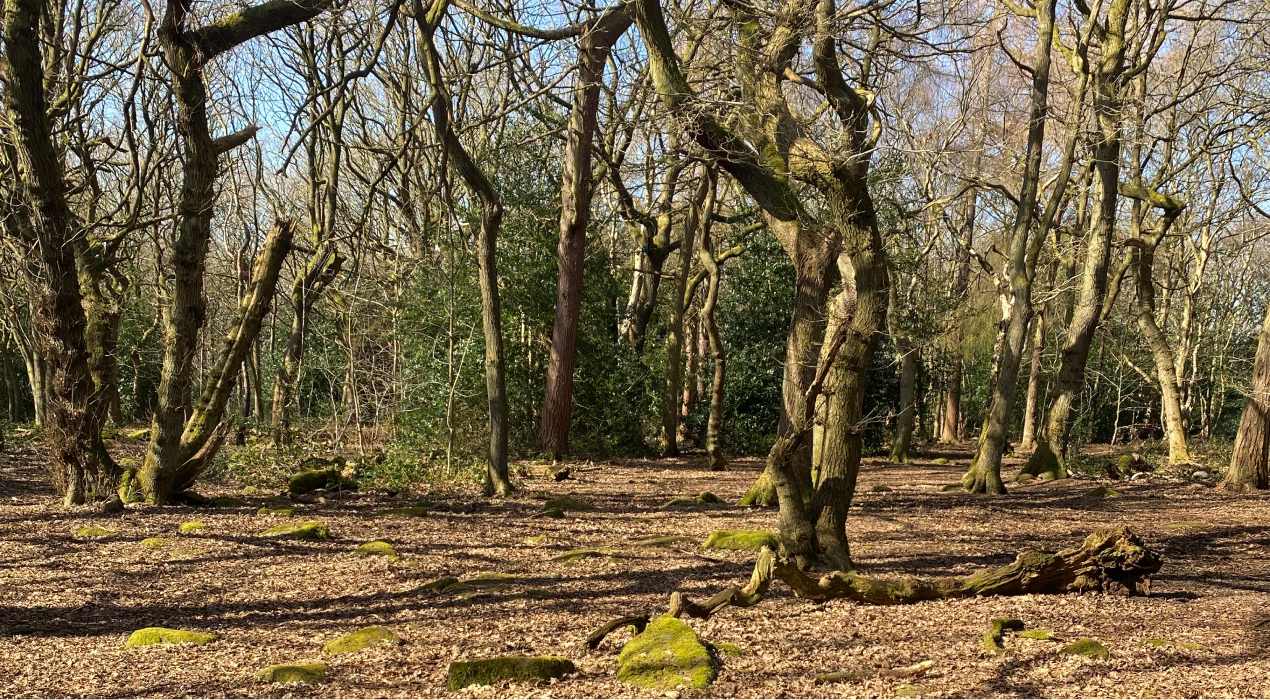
[667, 527, 1162, 618]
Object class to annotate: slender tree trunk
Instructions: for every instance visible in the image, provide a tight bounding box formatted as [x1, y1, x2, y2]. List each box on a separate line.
[890, 341, 917, 463]
[942, 192, 975, 443]
[1219, 302, 1270, 492]
[1132, 230, 1190, 465]
[698, 224, 731, 472]
[1020, 306, 1046, 450]
[1, 339, 20, 419]
[539, 8, 632, 459]
[271, 243, 343, 444]
[660, 173, 709, 456]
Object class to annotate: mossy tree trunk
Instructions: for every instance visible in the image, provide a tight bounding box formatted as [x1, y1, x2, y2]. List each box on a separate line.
[1219, 302, 1270, 492]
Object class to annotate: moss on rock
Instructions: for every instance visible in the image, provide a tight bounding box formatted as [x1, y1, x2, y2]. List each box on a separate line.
[140, 537, 170, 549]
[355, 540, 397, 558]
[1019, 629, 1053, 640]
[617, 615, 717, 690]
[257, 507, 294, 517]
[711, 642, 742, 658]
[660, 497, 696, 509]
[209, 496, 247, 508]
[322, 626, 401, 654]
[446, 656, 575, 691]
[288, 468, 342, 495]
[418, 576, 464, 594]
[1141, 638, 1203, 651]
[696, 491, 723, 505]
[543, 496, 594, 512]
[1085, 486, 1121, 498]
[1062, 638, 1109, 660]
[262, 521, 329, 540]
[932, 457, 950, 465]
[373, 506, 428, 518]
[702, 529, 778, 552]
[178, 521, 207, 534]
[256, 662, 328, 683]
[125, 627, 217, 647]
[76, 525, 118, 538]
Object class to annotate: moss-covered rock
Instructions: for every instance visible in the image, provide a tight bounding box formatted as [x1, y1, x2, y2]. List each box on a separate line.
[288, 468, 342, 495]
[1085, 486, 1122, 498]
[695, 491, 723, 505]
[446, 656, 575, 691]
[702, 529, 778, 552]
[257, 507, 294, 517]
[125, 627, 217, 647]
[210, 496, 247, 508]
[711, 642, 742, 658]
[256, 662, 328, 683]
[660, 497, 696, 509]
[543, 496, 594, 512]
[354, 540, 397, 558]
[262, 521, 329, 540]
[140, 537, 170, 549]
[1019, 629, 1053, 640]
[417, 576, 464, 594]
[617, 615, 717, 690]
[932, 457, 950, 465]
[124, 428, 151, 440]
[178, 521, 207, 534]
[76, 525, 118, 538]
[1061, 638, 1109, 660]
[322, 626, 401, 654]
[101, 497, 125, 515]
[544, 507, 566, 519]
[372, 506, 428, 518]
[1015, 473, 1036, 483]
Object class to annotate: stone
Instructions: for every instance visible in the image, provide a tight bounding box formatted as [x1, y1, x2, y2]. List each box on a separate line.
[76, 525, 118, 538]
[617, 616, 717, 690]
[695, 491, 723, 505]
[447, 656, 575, 691]
[178, 521, 207, 534]
[1061, 638, 1109, 660]
[101, 497, 125, 515]
[257, 507, 295, 517]
[543, 496, 594, 512]
[262, 521, 329, 540]
[1191, 470, 1211, 482]
[256, 662, 328, 683]
[140, 537, 170, 549]
[125, 627, 217, 647]
[288, 468, 342, 495]
[355, 540, 397, 558]
[701, 529, 778, 552]
[322, 626, 401, 654]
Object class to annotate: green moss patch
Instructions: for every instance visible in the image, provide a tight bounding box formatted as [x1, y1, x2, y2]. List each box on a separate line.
[982, 617, 1025, 653]
[140, 537, 170, 549]
[521, 535, 548, 545]
[262, 521, 329, 540]
[256, 662, 328, 683]
[617, 615, 717, 690]
[1062, 638, 1109, 660]
[323, 626, 401, 654]
[1141, 638, 1204, 651]
[932, 457, 950, 465]
[1085, 486, 1122, 498]
[178, 521, 207, 534]
[355, 540, 397, 558]
[696, 491, 723, 505]
[288, 468, 343, 495]
[125, 627, 217, 647]
[257, 507, 294, 517]
[1019, 629, 1053, 640]
[373, 506, 428, 518]
[661, 497, 696, 509]
[711, 642, 742, 658]
[76, 525, 118, 538]
[447, 655, 575, 691]
[543, 496, 594, 512]
[702, 529, 778, 552]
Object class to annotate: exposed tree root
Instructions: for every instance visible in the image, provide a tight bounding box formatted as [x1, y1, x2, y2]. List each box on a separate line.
[664, 527, 1161, 619]
[585, 614, 650, 650]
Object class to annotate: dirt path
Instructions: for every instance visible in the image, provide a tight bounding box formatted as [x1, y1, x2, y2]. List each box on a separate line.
[0, 442, 1268, 698]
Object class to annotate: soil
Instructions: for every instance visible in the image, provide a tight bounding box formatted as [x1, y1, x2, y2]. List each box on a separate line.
[1, 438, 1268, 698]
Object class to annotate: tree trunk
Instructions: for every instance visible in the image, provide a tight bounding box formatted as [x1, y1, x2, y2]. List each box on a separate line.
[890, 341, 917, 463]
[539, 8, 632, 459]
[1219, 302, 1270, 491]
[697, 215, 732, 472]
[1020, 306, 1046, 450]
[1131, 230, 1191, 465]
[271, 243, 343, 444]
[659, 173, 710, 457]
[942, 192, 976, 443]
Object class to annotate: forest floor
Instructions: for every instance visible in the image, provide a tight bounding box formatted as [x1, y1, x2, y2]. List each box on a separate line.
[1, 435, 1268, 699]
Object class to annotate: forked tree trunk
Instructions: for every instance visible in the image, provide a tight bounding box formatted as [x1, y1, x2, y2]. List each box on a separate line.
[659, 174, 710, 457]
[1219, 303, 1270, 492]
[271, 243, 344, 444]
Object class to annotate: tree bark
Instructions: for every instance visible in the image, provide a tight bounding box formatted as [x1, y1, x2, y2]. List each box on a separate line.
[539, 8, 632, 459]
[659, 173, 710, 457]
[271, 243, 343, 444]
[1019, 305, 1046, 451]
[1219, 301, 1270, 491]
[942, 192, 976, 443]
[890, 341, 918, 463]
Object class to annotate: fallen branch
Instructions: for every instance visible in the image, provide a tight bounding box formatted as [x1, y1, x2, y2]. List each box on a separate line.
[664, 527, 1161, 618]
[585, 614, 650, 650]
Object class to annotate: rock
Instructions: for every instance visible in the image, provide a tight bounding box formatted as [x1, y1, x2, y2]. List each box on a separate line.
[1191, 470, 1211, 482]
[544, 507, 566, 519]
[288, 467, 349, 495]
[711, 642, 742, 658]
[702, 529, 778, 552]
[256, 662, 328, 683]
[982, 617, 1025, 653]
[446, 656, 575, 691]
[76, 525, 118, 538]
[178, 521, 207, 534]
[869, 484, 893, 493]
[172, 491, 211, 506]
[140, 537, 170, 549]
[124, 428, 150, 440]
[262, 521, 329, 540]
[257, 507, 295, 517]
[355, 540, 397, 558]
[543, 496, 594, 512]
[1061, 638, 1109, 660]
[373, 506, 428, 518]
[1015, 474, 1036, 483]
[932, 457, 950, 465]
[241, 486, 264, 496]
[815, 667, 876, 684]
[695, 491, 723, 505]
[617, 615, 717, 690]
[633, 536, 695, 548]
[552, 467, 573, 481]
[209, 496, 247, 507]
[101, 497, 125, 515]
[125, 627, 217, 647]
[1130, 472, 1151, 481]
[322, 626, 401, 654]
[660, 497, 696, 509]
[1084, 486, 1121, 498]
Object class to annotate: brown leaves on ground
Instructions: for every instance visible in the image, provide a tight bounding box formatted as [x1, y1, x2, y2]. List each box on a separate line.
[0, 444, 1268, 698]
